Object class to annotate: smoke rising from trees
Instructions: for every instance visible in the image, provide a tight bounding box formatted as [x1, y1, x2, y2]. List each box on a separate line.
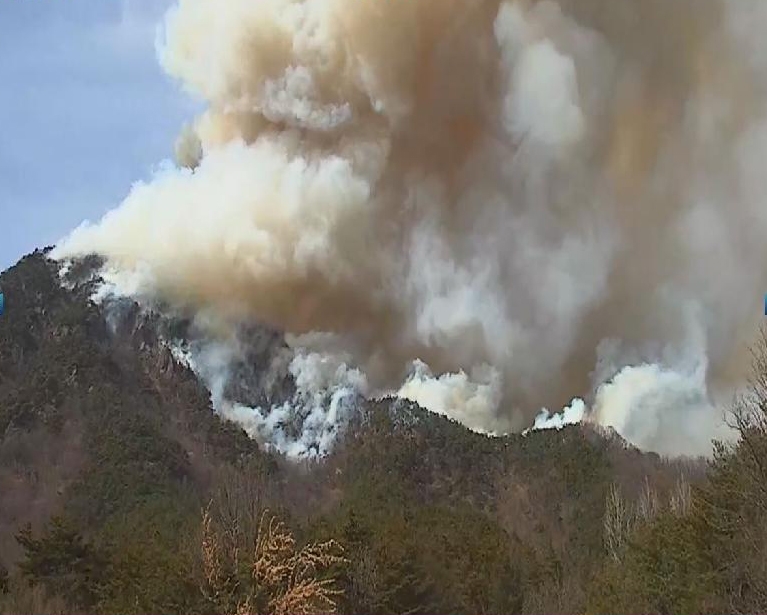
[54, 0, 767, 455]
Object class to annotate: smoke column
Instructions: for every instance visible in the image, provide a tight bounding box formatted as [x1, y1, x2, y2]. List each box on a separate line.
[54, 0, 767, 456]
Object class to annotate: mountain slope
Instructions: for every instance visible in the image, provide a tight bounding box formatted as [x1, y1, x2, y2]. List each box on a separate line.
[0, 250, 703, 614]
[0, 251, 274, 559]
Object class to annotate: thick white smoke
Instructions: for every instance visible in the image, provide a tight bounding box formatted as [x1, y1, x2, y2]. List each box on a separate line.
[173, 338, 367, 457]
[53, 0, 767, 456]
[532, 399, 586, 432]
[398, 360, 506, 434]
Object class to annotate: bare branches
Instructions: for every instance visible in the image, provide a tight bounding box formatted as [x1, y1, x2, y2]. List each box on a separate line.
[604, 483, 633, 562]
[604, 474, 692, 563]
[669, 474, 691, 516]
[201, 506, 347, 615]
[637, 476, 661, 522]
[201, 505, 242, 615]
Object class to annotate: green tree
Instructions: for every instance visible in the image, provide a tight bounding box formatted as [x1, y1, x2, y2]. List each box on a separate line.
[15, 517, 105, 610]
[588, 511, 714, 615]
[95, 497, 203, 615]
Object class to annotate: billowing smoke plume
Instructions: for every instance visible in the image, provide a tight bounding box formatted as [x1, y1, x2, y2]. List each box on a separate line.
[54, 0, 767, 456]
[171, 334, 368, 457]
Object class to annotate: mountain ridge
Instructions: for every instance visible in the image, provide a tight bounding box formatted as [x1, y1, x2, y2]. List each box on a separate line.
[0, 250, 709, 614]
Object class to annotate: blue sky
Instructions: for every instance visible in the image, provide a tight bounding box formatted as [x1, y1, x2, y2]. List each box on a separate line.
[0, 0, 199, 271]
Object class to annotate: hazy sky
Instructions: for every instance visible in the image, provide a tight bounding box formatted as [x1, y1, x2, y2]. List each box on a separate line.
[0, 0, 198, 271]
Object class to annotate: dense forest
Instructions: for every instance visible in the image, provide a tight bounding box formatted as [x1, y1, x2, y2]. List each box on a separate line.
[1, 251, 765, 615]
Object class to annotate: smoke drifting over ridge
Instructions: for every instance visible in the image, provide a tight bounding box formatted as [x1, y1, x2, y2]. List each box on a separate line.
[53, 0, 767, 456]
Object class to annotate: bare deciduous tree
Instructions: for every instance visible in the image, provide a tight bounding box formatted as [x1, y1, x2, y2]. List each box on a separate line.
[201, 506, 347, 615]
[669, 474, 692, 516]
[637, 476, 660, 522]
[604, 482, 633, 562]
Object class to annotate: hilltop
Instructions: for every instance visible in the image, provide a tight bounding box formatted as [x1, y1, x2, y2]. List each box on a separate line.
[2, 250, 761, 615]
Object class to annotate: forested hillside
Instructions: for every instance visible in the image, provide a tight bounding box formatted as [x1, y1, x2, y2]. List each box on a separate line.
[1, 251, 765, 614]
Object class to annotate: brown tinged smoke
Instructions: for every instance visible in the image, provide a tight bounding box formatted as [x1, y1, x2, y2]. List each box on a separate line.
[53, 0, 767, 455]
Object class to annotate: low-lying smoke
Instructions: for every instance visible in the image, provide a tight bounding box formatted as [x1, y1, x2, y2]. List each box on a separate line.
[54, 0, 767, 456]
